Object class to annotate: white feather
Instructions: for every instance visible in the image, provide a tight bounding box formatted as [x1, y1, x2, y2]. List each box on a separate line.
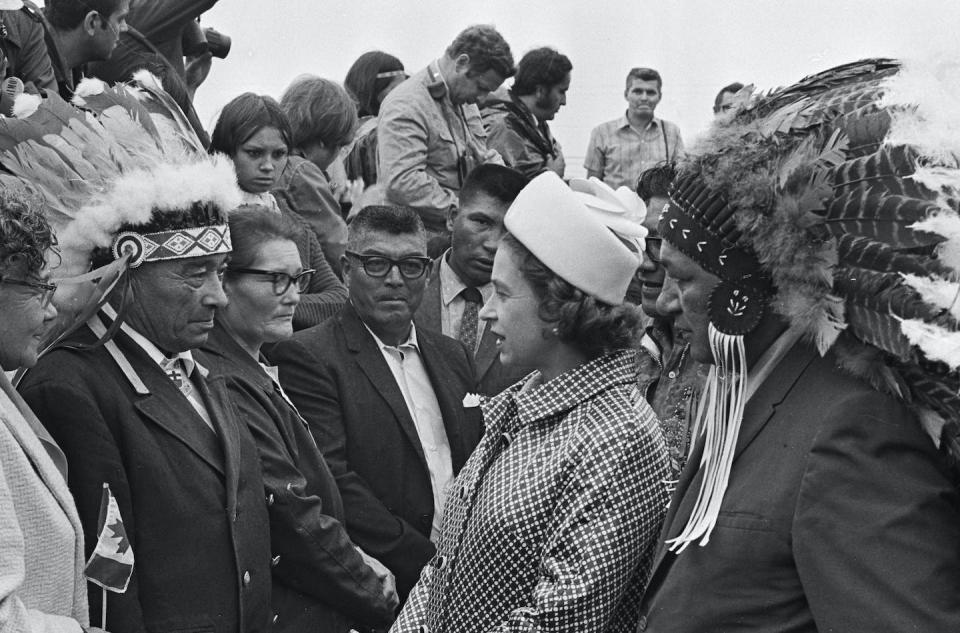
[71, 77, 108, 104]
[910, 210, 960, 272]
[900, 273, 960, 320]
[11, 93, 40, 118]
[898, 318, 960, 369]
[880, 55, 960, 166]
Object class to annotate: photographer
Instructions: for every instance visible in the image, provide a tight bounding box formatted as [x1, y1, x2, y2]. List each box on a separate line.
[87, 0, 229, 146]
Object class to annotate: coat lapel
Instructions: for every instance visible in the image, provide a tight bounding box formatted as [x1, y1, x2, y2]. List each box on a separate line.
[197, 374, 240, 514]
[647, 342, 818, 587]
[341, 305, 429, 469]
[418, 330, 466, 468]
[474, 323, 499, 380]
[414, 258, 443, 334]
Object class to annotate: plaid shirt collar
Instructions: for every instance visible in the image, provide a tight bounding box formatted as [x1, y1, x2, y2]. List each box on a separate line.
[485, 349, 637, 432]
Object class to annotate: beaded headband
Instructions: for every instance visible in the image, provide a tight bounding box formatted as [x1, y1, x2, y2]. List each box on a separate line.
[111, 224, 232, 268]
[660, 174, 773, 335]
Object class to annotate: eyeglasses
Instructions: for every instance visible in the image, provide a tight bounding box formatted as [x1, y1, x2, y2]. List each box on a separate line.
[1, 277, 57, 307]
[227, 268, 315, 295]
[345, 251, 431, 279]
[645, 236, 662, 263]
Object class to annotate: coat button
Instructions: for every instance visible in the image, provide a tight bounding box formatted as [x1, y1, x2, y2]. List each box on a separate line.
[435, 555, 447, 570]
[271, 555, 281, 567]
[242, 571, 251, 586]
[419, 513, 431, 528]
[637, 614, 647, 631]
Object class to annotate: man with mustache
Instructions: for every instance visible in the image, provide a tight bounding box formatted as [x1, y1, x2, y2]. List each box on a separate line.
[414, 163, 531, 397]
[267, 205, 481, 606]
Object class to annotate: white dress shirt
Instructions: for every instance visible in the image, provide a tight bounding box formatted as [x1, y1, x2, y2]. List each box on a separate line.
[438, 251, 492, 343]
[363, 321, 453, 541]
[101, 305, 214, 431]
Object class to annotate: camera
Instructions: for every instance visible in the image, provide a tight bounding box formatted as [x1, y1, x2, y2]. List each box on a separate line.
[182, 21, 232, 60]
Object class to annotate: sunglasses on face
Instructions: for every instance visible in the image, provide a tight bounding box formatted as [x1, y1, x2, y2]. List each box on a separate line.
[345, 251, 431, 279]
[228, 268, 315, 295]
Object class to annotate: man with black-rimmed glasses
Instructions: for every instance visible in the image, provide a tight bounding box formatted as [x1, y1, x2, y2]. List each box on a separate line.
[266, 205, 481, 611]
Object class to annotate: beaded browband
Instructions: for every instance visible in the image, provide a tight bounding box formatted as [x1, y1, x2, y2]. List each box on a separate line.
[660, 174, 773, 335]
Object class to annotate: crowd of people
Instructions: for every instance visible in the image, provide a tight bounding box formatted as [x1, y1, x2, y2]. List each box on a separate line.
[1, 2, 960, 633]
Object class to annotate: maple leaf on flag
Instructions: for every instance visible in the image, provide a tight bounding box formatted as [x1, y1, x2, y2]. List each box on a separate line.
[108, 518, 129, 554]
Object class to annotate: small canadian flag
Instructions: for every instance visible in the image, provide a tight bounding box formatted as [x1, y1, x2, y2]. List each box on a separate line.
[84, 483, 134, 593]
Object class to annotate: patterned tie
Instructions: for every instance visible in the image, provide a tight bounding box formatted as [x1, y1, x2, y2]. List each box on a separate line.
[160, 357, 194, 399]
[458, 286, 482, 354]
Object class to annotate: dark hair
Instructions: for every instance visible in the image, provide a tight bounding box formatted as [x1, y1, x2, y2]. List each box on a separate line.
[280, 75, 358, 150]
[0, 188, 56, 276]
[446, 25, 516, 79]
[345, 51, 405, 118]
[347, 205, 426, 252]
[460, 164, 528, 208]
[209, 93, 292, 157]
[225, 206, 300, 271]
[626, 67, 662, 91]
[512, 47, 572, 97]
[501, 234, 640, 359]
[713, 82, 745, 113]
[45, 0, 121, 30]
[636, 161, 677, 203]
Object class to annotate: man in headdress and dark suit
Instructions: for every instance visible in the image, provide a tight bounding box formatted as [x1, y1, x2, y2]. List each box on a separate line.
[19, 157, 273, 633]
[636, 59, 960, 632]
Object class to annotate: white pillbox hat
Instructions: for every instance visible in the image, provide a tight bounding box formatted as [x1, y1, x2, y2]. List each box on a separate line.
[504, 172, 643, 305]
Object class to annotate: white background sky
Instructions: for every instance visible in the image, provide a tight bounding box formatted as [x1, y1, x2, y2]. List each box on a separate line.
[191, 0, 960, 178]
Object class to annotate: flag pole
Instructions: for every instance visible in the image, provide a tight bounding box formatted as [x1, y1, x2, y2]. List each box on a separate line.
[102, 588, 107, 628]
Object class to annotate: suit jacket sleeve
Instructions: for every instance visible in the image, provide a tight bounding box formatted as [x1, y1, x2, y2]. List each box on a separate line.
[268, 336, 436, 594]
[225, 376, 394, 627]
[793, 391, 960, 630]
[18, 378, 146, 633]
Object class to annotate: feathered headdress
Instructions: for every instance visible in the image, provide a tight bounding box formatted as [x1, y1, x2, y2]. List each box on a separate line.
[661, 57, 960, 550]
[0, 71, 242, 352]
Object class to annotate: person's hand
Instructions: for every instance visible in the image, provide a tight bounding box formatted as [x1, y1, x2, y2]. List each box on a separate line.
[355, 547, 399, 612]
[184, 51, 213, 99]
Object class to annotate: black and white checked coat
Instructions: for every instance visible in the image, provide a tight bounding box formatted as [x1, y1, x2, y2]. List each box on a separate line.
[392, 350, 670, 632]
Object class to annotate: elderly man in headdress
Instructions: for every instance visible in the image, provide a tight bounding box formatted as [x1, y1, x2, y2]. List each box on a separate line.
[18, 155, 273, 633]
[636, 58, 960, 632]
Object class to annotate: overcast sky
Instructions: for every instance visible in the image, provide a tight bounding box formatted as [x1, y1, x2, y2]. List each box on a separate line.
[194, 0, 960, 178]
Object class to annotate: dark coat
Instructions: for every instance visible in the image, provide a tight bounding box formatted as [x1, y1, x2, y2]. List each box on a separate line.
[197, 323, 395, 633]
[18, 319, 272, 633]
[637, 343, 960, 632]
[265, 302, 482, 599]
[414, 257, 530, 398]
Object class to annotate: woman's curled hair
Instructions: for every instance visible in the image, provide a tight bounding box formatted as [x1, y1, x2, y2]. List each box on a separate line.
[501, 234, 640, 359]
[0, 188, 56, 275]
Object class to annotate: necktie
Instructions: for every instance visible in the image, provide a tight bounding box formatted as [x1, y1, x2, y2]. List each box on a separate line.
[458, 287, 482, 354]
[160, 357, 194, 399]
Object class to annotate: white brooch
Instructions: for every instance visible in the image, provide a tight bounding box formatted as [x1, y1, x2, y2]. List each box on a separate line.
[462, 393, 482, 408]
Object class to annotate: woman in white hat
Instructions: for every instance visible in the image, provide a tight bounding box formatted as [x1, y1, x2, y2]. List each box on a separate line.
[392, 172, 670, 632]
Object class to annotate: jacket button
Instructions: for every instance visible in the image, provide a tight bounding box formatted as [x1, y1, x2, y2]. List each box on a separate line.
[435, 555, 447, 570]
[637, 614, 647, 631]
[271, 555, 281, 567]
[419, 513, 431, 528]
[242, 571, 251, 586]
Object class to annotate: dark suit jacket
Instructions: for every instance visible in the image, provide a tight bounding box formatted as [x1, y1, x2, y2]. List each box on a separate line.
[197, 323, 394, 633]
[638, 343, 960, 632]
[265, 302, 483, 599]
[414, 256, 530, 397]
[19, 320, 272, 633]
